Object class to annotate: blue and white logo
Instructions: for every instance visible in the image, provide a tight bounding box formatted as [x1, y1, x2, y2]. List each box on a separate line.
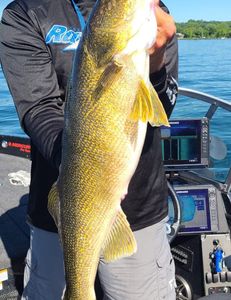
[45, 25, 82, 51]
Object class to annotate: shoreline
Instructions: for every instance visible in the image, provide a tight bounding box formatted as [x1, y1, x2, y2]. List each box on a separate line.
[177, 37, 231, 40]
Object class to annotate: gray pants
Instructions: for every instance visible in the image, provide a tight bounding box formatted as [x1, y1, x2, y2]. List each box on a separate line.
[98, 217, 176, 300]
[21, 218, 176, 300]
[21, 226, 66, 300]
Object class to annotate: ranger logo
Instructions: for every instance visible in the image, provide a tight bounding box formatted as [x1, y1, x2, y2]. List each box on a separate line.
[45, 25, 82, 51]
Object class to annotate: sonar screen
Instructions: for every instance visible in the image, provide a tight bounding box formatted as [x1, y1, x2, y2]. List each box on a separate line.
[161, 118, 209, 169]
[168, 185, 219, 234]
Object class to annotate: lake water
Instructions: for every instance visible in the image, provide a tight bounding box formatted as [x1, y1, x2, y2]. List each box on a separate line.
[0, 39, 231, 180]
[172, 39, 231, 180]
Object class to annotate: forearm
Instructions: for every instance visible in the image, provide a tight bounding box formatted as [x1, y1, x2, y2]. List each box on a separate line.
[23, 101, 63, 169]
[0, 3, 64, 169]
[149, 1, 179, 118]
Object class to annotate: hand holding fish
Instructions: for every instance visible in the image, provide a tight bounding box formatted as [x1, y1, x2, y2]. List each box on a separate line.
[149, 0, 176, 72]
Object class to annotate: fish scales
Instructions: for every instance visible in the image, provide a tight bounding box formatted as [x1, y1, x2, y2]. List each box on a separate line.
[60, 54, 138, 299]
[48, 0, 169, 299]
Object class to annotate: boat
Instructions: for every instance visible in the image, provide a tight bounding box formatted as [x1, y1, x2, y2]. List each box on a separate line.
[0, 135, 30, 298]
[0, 87, 231, 299]
[165, 88, 231, 300]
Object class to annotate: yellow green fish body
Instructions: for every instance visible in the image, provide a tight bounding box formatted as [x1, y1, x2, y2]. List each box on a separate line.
[48, 0, 169, 299]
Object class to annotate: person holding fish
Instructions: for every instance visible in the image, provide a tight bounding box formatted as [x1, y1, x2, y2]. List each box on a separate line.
[0, 0, 178, 299]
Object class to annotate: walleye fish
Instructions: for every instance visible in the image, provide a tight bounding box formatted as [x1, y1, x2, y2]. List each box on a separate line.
[48, 0, 169, 299]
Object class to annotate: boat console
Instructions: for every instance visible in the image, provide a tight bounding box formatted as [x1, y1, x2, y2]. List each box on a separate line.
[162, 97, 231, 300]
[168, 184, 226, 235]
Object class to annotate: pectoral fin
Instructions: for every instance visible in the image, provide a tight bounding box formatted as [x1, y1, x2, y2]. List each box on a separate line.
[102, 209, 137, 262]
[130, 79, 169, 127]
[93, 59, 124, 101]
[149, 83, 170, 126]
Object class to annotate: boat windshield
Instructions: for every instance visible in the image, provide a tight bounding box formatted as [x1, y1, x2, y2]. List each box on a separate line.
[170, 88, 231, 193]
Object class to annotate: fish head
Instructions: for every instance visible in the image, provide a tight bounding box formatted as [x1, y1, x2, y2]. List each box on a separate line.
[85, 0, 157, 66]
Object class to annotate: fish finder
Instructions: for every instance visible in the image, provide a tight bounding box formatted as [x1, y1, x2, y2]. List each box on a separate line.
[168, 184, 219, 234]
[161, 118, 209, 170]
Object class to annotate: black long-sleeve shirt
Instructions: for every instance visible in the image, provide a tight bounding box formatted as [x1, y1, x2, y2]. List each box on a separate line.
[0, 0, 178, 232]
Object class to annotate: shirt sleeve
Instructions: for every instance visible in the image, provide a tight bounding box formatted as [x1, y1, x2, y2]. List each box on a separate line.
[150, 2, 179, 118]
[0, 2, 63, 169]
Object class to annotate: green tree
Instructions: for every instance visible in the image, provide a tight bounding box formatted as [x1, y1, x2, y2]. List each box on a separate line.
[176, 20, 231, 39]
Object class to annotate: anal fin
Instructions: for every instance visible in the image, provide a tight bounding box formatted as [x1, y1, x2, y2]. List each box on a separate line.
[102, 209, 137, 262]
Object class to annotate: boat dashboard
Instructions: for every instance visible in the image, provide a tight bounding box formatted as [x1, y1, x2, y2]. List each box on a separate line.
[164, 88, 231, 300]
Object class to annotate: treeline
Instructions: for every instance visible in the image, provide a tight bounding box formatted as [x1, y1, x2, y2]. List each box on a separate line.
[176, 20, 231, 39]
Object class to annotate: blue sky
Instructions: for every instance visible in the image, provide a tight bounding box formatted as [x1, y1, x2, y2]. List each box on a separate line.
[0, 0, 12, 18]
[0, 0, 231, 22]
[163, 0, 231, 22]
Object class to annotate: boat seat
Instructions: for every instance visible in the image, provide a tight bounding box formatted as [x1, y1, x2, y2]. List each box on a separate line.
[198, 294, 231, 300]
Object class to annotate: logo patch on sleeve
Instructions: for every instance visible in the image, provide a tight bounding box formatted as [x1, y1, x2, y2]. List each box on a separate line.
[45, 25, 82, 51]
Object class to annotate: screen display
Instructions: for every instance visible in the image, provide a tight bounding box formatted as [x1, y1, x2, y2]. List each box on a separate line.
[161, 119, 203, 168]
[168, 188, 211, 233]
